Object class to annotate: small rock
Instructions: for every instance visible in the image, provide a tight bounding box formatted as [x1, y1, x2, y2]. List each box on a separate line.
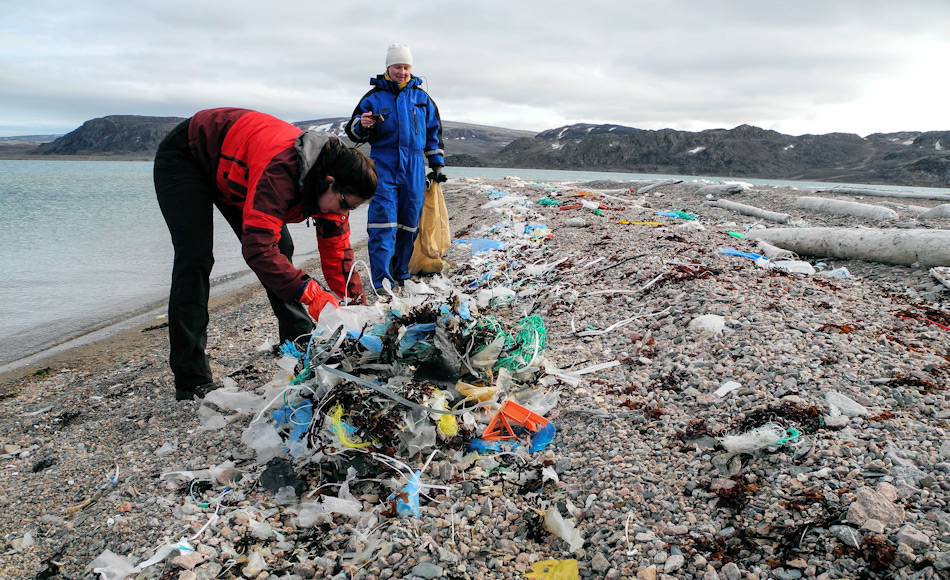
[664, 554, 685, 572]
[172, 551, 207, 571]
[410, 562, 443, 579]
[194, 562, 223, 580]
[846, 487, 906, 527]
[636, 566, 657, 580]
[895, 524, 930, 549]
[591, 552, 610, 572]
[874, 482, 899, 502]
[720, 562, 741, 580]
[823, 415, 849, 428]
[934, 551, 950, 571]
[830, 525, 862, 548]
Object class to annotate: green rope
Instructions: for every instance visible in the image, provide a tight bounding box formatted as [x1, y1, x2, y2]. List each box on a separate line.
[495, 314, 548, 371]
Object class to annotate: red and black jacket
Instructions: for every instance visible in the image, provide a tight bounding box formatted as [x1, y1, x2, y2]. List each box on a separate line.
[187, 108, 363, 303]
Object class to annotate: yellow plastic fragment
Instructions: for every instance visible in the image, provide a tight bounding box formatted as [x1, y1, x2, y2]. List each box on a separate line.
[523, 559, 579, 580]
[66, 497, 97, 516]
[456, 381, 500, 402]
[619, 220, 663, 225]
[328, 404, 372, 448]
[437, 413, 459, 437]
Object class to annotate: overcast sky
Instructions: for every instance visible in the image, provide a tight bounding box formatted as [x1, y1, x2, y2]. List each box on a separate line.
[2, 0, 948, 138]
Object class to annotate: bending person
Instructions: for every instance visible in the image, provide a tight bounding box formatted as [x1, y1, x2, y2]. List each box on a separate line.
[345, 43, 445, 290]
[154, 107, 377, 400]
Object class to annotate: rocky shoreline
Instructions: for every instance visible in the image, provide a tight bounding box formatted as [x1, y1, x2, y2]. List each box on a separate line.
[1, 177, 949, 580]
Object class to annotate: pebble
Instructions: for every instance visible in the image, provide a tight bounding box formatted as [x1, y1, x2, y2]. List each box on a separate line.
[410, 562, 443, 579]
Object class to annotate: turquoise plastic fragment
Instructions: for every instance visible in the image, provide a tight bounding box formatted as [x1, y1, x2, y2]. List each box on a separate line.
[388, 470, 421, 517]
[719, 247, 766, 260]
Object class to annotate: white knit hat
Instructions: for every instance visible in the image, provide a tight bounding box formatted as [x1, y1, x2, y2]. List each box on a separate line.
[385, 43, 413, 67]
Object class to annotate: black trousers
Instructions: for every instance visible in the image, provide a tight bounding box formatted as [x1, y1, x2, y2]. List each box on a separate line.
[153, 120, 314, 390]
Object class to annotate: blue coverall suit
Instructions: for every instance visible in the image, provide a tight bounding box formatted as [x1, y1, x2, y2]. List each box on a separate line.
[346, 75, 444, 289]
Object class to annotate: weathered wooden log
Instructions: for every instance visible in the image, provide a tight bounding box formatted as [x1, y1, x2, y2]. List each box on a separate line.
[706, 199, 789, 223]
[746, 228, 950, 267]
[878, 201, 931, 214]
[795, 196, 899, 220]
[695, 183, 747, 197]
[817, 186, 950, 202]
[917, 204, 950, 219]
[636, 178, 682, 194]
[755, 240, 797, 260]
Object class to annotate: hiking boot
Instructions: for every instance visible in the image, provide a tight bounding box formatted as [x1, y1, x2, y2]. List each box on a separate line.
[175, 381, 220, 401]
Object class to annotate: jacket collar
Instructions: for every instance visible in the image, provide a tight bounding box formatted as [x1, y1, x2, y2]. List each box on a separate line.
[370, 74, 421, 93]
[295, 131, 339, 215]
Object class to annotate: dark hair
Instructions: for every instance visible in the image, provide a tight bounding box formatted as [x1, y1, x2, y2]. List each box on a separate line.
[311, 140, 377, 201]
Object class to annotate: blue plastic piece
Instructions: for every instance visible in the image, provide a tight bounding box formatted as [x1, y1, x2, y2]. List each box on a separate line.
[524, 224, 548, 234]
[470, 239, 506, 254]
[271, 401, 313, 445]
[467, 438, 503, 453]
[457, 299, 471, 320]
[348, 330, 383, 354]
[278, 340, 305, 358]
[528, 423, 556, 453]
[469, 266, 498, 287]
[388, 470, 422, 517]
[719, 247, 766, 260]
[398, 323, 436, 353]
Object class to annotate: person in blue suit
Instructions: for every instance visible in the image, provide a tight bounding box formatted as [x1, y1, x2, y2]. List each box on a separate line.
[345, 43, 446, 290]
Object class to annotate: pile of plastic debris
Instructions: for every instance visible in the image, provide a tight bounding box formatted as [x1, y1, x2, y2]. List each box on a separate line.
[96, 179, 620, 578]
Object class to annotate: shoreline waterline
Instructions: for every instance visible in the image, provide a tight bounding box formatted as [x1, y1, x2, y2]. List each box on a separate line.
[2, 165, 947, 380]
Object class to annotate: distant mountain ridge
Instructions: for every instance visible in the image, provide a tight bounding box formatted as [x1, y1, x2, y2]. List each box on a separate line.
[11, 115, 950, 187]
[27, 114, 536, 161]
[492, 123, 950, 187]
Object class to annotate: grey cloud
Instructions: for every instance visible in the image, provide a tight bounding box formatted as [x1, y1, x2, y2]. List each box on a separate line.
[2, 0, 949, 137]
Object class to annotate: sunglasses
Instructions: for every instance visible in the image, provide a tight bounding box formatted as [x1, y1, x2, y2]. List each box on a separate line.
[338, 191, 358, 211]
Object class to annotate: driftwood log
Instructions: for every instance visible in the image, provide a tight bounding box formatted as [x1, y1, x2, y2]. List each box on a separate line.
[817, 186, 950, 202]
[706, 199, 790, 224]
[695, 183, 746, 197]
[747, 228, 950, 267]
[636, 178, 682, 194]
[795, 196, 899, 221]
[918, 204, 950, 220]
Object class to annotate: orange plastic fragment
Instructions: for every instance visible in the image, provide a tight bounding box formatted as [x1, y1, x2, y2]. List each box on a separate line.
[482, 400, 550, 440]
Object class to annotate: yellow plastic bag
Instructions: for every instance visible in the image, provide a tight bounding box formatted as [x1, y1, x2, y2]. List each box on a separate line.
[523, 559, 579, 580]
[409, 180, 451, 274]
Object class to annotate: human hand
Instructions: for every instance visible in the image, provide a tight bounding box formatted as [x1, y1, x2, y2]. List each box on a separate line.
[360, 112, 383, 128]
[427, 165, 447, 184]
[343, 292, 366, 306]
[299, 280, 340, 320]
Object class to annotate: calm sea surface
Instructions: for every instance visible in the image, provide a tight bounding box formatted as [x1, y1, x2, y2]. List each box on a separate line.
[1, 160, 948, 369]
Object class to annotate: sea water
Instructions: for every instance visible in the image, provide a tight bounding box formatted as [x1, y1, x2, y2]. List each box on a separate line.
[2, 160, 948, 369]
[0, 160, 363, 368]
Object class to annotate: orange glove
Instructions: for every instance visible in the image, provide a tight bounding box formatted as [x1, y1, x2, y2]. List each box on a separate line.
[299, 280, 340, 321]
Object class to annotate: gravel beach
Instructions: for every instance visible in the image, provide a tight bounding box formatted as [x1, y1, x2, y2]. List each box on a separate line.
[1, 176, 949, 580]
